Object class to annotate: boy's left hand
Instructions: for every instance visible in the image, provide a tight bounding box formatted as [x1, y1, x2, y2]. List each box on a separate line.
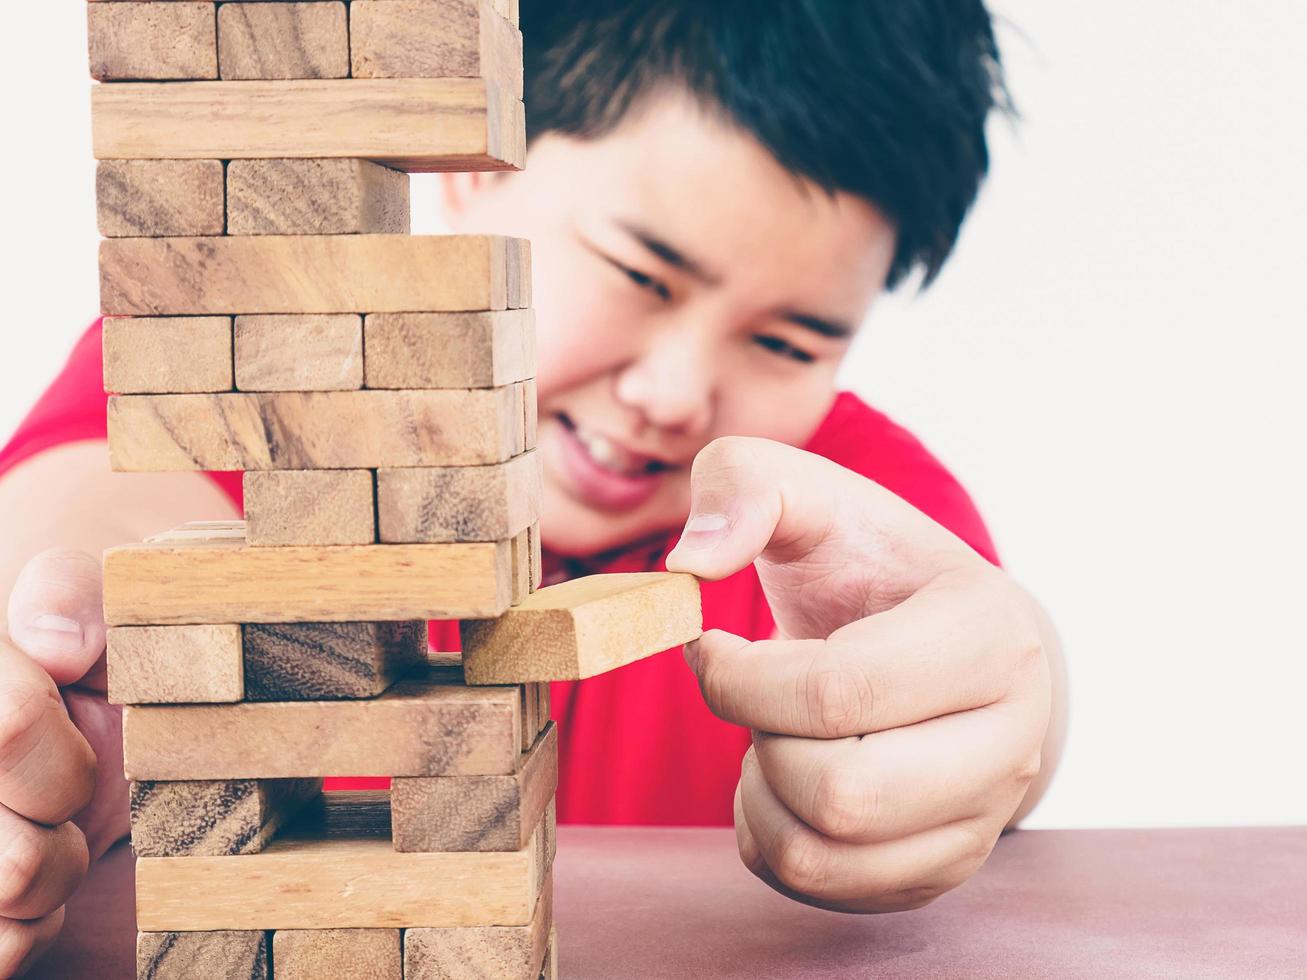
[666, 437, 1052, 913]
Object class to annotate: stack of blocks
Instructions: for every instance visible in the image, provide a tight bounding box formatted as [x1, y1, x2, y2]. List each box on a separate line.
[86, 3, 704, 978]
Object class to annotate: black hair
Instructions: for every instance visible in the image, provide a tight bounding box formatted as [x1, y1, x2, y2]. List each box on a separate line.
[522, 0, 1011, 289]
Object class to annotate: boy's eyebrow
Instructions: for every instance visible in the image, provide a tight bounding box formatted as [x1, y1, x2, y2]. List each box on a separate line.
[780, 311, 855, 340]
[617, 220, 722, 286]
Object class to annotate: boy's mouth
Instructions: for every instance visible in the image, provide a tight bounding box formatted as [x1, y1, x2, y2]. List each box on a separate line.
[552, 413, 674, 511]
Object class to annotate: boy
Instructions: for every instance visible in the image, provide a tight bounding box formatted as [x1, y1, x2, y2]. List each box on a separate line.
[0, 1, 1065, 971]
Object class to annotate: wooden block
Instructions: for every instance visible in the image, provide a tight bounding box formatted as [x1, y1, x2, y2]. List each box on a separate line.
[376, 451, 540, 544]
[137, 930, 267, 980]
[243, 470, 374, 547]
[404, 875, 552, 980]
[88, 2, 217, 81]
[363, 308, 534, 389]
[392, 722, 557, 853]
[272, 929, 401, 979]
[294, 789, 391, 840]
[522, 378, 538, 450]
[135, 821, 549, 930]
[96, 160, 224, 238]
[122, 673, 521, 779]
[218, 2, 347, 80]
[235, 314, 363, 391]
[541, 927, 558, 980]
[100, 235, 509, 315]
[145, 520, 245, 544]
[242, 620, 426, 700]
[92, 78, 524, 172]
[350, 0, 523, 99]
[129, 778, 321, 857]
[527, 523, 542, 592]
[103, 534, 514, 625]
[511, 383, 528, 455]
[226, 158, 409, 236]
[461, 573, 703, 684]
[107, 387, 523, 471]
[509, 529, 531, 607]
[103, 316, 232, 395]
[507, 237, 532, 309]
[107, 624, 243, 705]
[535, 680, 551, 732]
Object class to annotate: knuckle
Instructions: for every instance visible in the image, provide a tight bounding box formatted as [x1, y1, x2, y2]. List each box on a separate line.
[0, 825, 42, 912]
[0, 682, 57, 771]
[0, 922, 36, 979]
[801, 657, 875, 738]
[809, 764, 877, 840]
[1013, 749, 1044, 790]
[771, 826, 828, 895]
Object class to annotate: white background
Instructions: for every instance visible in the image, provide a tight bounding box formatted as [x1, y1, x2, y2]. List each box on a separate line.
[1, 4, 1304, 828]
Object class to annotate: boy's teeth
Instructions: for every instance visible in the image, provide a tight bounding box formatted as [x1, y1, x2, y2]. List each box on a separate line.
[576, 427, 648, 476]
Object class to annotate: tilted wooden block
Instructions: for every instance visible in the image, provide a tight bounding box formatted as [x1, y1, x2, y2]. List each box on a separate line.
[107, 387, 524, 471]
[404, 875, 552, 980]
[88, 2, 217, 81]
[96, 160, 224, 238]
[145, 520, 245, 544]
[123, 673, 521, 779]
[363, 308, 534, 389]
[272, 929, 401, 980]
[350, 0, 523, 99]
[129, 778, 321, 857]
[103, 533, 514, 625]
[226, 158, 409, 236]
[461, 573, 704, 684]
[107, 624, 243, 705]
[377, 451, 541, 544]
[103, 316, 232, 395]
[393, 722, 555, 853]
[92, 78, 524, 172]
[243, 470, 374, 547]
[100, 235, 510, 316]
[137, 930, 267, 980]
[218, 2, 348, 80]
[242, 620, 427, 700]
[234, 315, 363, 392]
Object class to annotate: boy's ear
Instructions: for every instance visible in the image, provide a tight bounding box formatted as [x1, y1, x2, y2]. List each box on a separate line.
[438, 172, 491, 230]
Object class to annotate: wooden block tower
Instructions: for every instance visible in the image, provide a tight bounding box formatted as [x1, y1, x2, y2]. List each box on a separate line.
[86, 3, 703, 978]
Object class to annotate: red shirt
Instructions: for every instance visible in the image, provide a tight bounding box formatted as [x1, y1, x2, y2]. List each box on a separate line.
[1, 320, 998, 826]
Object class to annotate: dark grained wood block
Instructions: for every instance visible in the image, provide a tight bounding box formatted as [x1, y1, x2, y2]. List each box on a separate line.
[242, 621, 426, 701]
[218, 2, 348, 80]
[130, 778, 321, 857]
[89, 3, 217, 81]
[97, 160, 225, 238]
[136, 930, 267, 980]
[226, 158, 408, 236]
[376, 451, 540, 544]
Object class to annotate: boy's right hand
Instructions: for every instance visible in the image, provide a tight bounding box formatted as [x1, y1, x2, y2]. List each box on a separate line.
[1, 549, 127, 977]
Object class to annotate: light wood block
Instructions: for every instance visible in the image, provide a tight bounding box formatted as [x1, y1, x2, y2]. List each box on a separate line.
[377, 451, 540, 544]
[88, 2, 217, 81]
[100, 234, 509, 316]
[507, 237, 532, 309]
[404, 875, 552, 980]
[129, 778, 321, 857]
[461, 573, 703, 684]
[137, 930, 267, 980]
[107, 387, 524, 471]
[107, 624, 243, 705]
[103, 534, 514, 625]
[243, 469, 374, 547]
[350, 0, 523, 99]
[363, 308, 534, 389]
[135, 821, 549, 930]
[146, 520, 245, 544]
[242, 620, 426, 700]
[226, 158, 409, 235]
[509, 528, 533, 607]
[92, 78, 524, 172]
[541, 927, 558, 980]
[218, 2, 347, 80]
[235, 314, 363, 391]
[272, 929, 401, 979]
[392, 721, 556, 852]
[96, 160, 224, 238]
[527, 523, 542, 592]
[103, 316, 232, 395]
[123, 673, 521, 779]
[523, 378, 538, 451]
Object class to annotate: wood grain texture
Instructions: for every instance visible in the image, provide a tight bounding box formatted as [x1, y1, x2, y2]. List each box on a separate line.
[122, 673, 522, 779]
[404, 875, 552, 980]
[96, 160, 224, 238]
[527, 522, 542, 592]
[363, 308, 534, 389]
[107, 387, 524, 471]
[509, 529, 531, 607]
[242, 470, 374, 547]
[392, 722, 557, 852]
[523, 378, 538, 452]
[218, 2, 347, 80]
[129, 778, 321, 857]
[242, 620, 426, 700]
[541, 927, 558, 980]
[234, 314, 363, 391]
[135, 823, 547, 930]
[92, 78, 524, 172]
[461, 573, 704, 684]
[103, 316, 232, 395]
[106, 624, 243, 705]
[136, 930, 267, 980]
[272, 929, 401, 979]
[293, 789, 391, 840]
[226, 158, 408, 235]
[100, 234, 509, 316]
[103, 534, 513, 625]
[350, 0, 523, 99]
[508, 237, 532, 309]
[88, 3, 217, 81]
[376, 451, 540, 544]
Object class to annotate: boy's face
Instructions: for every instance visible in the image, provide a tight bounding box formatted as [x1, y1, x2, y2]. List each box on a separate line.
[444, 91, 896, 555]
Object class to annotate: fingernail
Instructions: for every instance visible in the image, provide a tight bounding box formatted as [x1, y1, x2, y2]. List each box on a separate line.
[675, 512, 731, 551]
[682, 639, 701, 674]
[15, 614, 84, 655]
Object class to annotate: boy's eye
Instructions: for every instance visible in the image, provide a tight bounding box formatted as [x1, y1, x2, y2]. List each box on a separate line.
[754, 334, 816, 364]
[614, 260, 672, 302]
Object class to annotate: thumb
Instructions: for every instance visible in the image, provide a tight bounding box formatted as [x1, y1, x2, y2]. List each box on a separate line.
[6, 548, 108, 688]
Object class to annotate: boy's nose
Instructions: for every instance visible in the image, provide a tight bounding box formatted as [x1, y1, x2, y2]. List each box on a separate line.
[612, 330, 716, 437]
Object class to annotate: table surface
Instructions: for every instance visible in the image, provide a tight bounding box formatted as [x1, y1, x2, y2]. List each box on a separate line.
[33, 826, 1307, 979]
